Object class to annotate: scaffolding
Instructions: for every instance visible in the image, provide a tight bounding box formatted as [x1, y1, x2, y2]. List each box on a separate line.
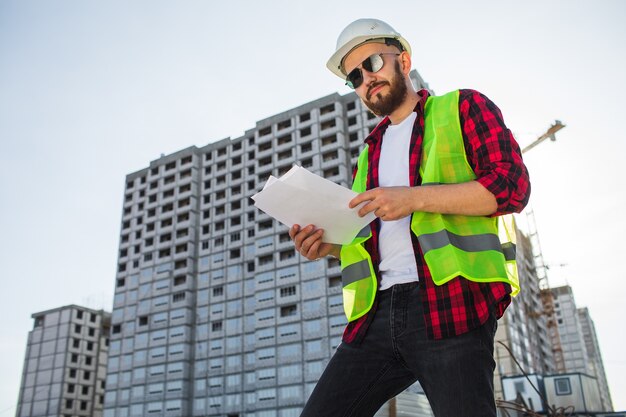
[521, 121, 567, 374]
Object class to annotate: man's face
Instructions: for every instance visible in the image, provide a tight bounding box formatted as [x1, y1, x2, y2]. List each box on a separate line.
[343, 42, 408, 117]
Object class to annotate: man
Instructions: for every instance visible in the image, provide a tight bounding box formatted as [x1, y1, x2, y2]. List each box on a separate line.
[290, 18, 530, 417]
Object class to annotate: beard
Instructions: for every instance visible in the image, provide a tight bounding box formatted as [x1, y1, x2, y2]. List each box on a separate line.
[362, 60, 408, 117]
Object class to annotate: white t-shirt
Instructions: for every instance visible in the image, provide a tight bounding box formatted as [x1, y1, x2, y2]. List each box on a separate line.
[378, 112, 419, 290]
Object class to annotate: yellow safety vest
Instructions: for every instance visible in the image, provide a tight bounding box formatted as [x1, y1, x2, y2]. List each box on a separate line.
[339, 90, 519, 322]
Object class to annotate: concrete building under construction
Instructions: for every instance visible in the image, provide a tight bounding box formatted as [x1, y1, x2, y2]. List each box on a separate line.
[15, 305, 111, 417]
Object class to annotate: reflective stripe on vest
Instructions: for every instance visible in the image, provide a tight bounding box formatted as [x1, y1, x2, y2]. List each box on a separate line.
[342, 259, 371, 286]
[339, 90, 520, 322]
[418, 230, 503, 254]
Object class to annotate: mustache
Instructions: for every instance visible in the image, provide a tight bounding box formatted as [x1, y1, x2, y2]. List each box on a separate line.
[366, 81, 390, 100]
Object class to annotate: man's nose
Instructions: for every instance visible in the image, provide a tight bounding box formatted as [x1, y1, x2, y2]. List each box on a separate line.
[361, 70, 377, 89]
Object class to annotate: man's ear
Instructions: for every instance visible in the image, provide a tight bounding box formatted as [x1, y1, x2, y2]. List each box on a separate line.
[400, 52, 412, 75]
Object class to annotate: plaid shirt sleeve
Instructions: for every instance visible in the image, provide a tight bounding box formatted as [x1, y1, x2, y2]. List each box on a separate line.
[459, 89, 530, 216]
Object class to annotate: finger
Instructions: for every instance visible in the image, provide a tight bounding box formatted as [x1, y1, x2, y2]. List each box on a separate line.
[359, 201, 380, 218]
[301, 229, 323, 257]
[349, 190, 374, 209]
[288, 224, 301, 239]
[306, 240, 320, 259]
[293, 225, 313, 250]
[301, 228, 322, 252]
[306, 230, 325, 258]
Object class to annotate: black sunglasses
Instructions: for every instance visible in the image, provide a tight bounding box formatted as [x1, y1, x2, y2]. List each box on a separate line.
[345, 53, 400, 89]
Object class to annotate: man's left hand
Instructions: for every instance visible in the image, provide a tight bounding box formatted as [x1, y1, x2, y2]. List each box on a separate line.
[349, 186, 416, 221]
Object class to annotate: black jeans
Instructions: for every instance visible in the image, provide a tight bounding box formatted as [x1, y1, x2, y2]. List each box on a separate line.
[301, 282, 497, 417]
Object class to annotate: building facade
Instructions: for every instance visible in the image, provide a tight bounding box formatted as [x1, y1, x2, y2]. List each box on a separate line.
[373, 391, 434, 417]
[502, 372, 605, 414]
[497, 283, 614, 413]
[578, 306, 613, 410]
[103, 72, 430, 417]
[494, 227, 556, 400]
[15, 305, 111, 417]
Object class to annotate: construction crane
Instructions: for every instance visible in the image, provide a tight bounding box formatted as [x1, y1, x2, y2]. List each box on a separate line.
[522, 119, 566, 291]
[522, 120, 566, 154]
[521, 120, 568, 374]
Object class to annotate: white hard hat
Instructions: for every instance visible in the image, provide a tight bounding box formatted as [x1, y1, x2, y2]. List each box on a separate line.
[327, 18, 412, 79]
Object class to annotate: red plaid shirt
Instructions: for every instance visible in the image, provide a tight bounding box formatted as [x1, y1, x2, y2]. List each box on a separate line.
[343, 89, 530, 342]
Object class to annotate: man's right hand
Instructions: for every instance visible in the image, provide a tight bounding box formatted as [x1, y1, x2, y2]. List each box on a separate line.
[289, 224, 341, 261]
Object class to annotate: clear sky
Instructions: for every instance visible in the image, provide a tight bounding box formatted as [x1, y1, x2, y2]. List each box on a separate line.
[1, 0, 624, 412]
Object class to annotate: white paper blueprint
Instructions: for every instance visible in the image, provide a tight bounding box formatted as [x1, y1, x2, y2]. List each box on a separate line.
[251, 166, 376, 244]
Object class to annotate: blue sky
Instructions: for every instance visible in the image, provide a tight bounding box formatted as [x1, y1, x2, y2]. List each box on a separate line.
[1, 0, 625, 412]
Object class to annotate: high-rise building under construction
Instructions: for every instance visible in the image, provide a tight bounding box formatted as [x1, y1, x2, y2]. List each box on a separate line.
[16, 305, 110, 417]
